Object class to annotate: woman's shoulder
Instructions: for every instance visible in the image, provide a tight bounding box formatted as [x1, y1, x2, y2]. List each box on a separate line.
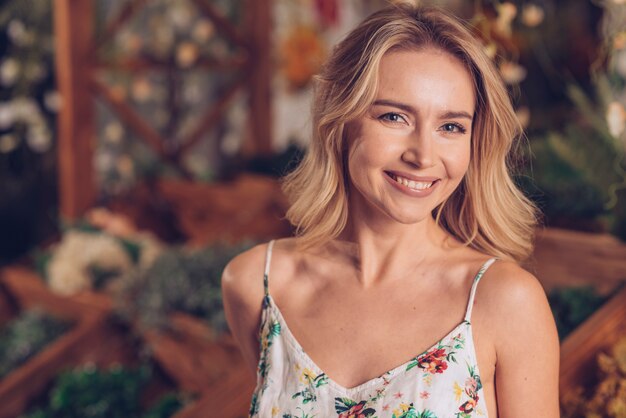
[474, 257, 558, 350]
[221, 238, 299, 305]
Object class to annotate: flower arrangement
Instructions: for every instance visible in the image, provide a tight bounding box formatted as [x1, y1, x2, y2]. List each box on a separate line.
[20, 363, 185, 418]
[561, 335, 626, 417]
[41, 208, 165, 296]
[0, 310, 70, 379]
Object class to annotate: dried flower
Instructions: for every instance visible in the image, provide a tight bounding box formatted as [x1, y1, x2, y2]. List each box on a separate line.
[176, 42, 199, 68]
[606, 101, 626, 139]
[522, 4, 544, 27]
[495, 2, 517, 37]
[499, 61, 527, 85]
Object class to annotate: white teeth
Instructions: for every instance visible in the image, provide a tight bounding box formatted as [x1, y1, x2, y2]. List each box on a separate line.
[391, 174, 434, 191]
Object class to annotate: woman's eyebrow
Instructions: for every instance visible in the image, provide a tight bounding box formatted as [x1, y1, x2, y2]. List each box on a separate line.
[372, 99, 415, 113]
[372, 100, 473, 121]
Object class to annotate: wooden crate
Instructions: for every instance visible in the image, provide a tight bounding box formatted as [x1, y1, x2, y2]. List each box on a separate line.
[0, 266, 111, 418]
[527, 227, 626, 295]
[559, 285, 626, 399]
[141, 312, 255, 399]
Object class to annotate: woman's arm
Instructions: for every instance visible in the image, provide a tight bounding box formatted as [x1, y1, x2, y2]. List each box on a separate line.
[221, 244, 267, 375]
[486, 263, 560, 417]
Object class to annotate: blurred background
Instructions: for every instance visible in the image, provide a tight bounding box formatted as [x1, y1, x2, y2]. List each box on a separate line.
[0, 0, 625, 416]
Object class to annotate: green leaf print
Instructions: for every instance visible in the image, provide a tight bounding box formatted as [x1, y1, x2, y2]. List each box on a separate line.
[313, 373, 328, 388]
[334, 398, 376, 417]
[269, 321, 281, 339]
[249, 393, 259, 416]
[292, 387, 317, 404]
[334, 397, 357, 412]
[416, 410, 437, 418]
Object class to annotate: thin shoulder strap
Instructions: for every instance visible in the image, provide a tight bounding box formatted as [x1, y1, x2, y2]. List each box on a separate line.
[263, 240, 275, 299]
[464, 257, 498, 323]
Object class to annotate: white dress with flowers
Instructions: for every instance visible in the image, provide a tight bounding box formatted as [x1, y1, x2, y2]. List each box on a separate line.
[249, 240, 497, 418]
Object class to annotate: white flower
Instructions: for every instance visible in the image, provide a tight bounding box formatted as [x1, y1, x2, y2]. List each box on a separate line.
[0, 103, 15, 129]
[47, 258, 91, 296]
[0, 134, 19, 153]
[0, 59, 20, 86]
[46, 231, 133, 295]
[26, 124, 52, 153]
[131, 78, 152, 103]
[104, 122, 124, 144]
[193, 20, 215, 43]
[176, 42, 199, 68]
[495, 3, 517, 37]
[44, 91, 63, 112]
[606, 101, 626, 138]
[522, 4, 544, 27]
[499, 61, 527, 85]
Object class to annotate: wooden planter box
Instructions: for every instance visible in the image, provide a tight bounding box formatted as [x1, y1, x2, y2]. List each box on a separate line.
[141, 311, 255, 403]
[559, 285, 626, 402]
[0, 266, 111, 418]
[528, 227, 626, 295]
[108, 174, 293, 246]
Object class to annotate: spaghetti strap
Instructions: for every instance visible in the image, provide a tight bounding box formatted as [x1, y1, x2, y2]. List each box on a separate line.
[464, 257, 498, 323]
[263, 240, 275, 299]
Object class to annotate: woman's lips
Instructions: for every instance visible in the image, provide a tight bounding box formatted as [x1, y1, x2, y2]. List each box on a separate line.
[384, 171, 440, 197]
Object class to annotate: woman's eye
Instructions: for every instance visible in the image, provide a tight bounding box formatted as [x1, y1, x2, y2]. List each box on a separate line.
[379, 112, 406, 124]
[441, 123, 466, 134]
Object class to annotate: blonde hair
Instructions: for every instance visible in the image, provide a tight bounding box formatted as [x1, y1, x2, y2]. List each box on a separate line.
[282, 3, 539, 263]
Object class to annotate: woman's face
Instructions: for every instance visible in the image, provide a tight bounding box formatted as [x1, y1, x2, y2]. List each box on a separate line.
[345, 47, 475, 225]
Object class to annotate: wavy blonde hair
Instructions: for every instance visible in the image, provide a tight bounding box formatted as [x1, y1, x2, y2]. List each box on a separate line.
[282, 3, 539, 263]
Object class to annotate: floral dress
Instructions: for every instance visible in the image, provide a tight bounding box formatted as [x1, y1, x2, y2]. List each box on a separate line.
[249, 240, 498, 418]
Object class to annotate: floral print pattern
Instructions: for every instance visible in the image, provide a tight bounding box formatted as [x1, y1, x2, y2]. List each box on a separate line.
[249, 242, 497, 418]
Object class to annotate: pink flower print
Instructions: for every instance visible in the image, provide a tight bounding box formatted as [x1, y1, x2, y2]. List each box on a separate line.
[393, 392, 403, 399]
[382, 404, 390, 411]
[419, 391, 430, 399]
[465, 376, 478, 398]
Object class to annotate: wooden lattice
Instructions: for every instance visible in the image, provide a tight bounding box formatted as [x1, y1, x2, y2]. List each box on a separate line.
[54, 0, 271, 219]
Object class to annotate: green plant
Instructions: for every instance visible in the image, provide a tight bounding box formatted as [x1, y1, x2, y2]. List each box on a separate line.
[21, 364, 184, 418]
[0, 309, 70, 378]
[548, 286, 611, 340]
[117, 241, 253, 334]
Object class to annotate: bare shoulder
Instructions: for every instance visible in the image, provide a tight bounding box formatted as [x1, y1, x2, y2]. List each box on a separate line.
[221, 238, 299, 373]
[221, 242, 270, 372]
[221, 243, 268, 308]
[475, 259, 560, 416]
[477, 260, 551, 320]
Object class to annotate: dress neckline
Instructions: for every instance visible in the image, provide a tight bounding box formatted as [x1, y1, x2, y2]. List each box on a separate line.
[266, 293, 473, 395]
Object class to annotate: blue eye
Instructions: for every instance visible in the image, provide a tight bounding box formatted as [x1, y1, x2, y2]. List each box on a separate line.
[379, 112, 406, 124]
[441, 123, 466, 134]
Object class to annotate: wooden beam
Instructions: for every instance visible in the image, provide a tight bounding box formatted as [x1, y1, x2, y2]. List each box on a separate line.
[95, 0, 149, 51]
[190, 0, 248, 49]
[245, 0, 272, 156]
[178, 77, 245, 156]
[54, 0, 96, 220]
[92, 54, 249, 73]
[90, 78, 166, 157]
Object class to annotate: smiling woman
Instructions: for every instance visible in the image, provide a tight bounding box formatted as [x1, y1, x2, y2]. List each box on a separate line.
[222, 3, 559, 418]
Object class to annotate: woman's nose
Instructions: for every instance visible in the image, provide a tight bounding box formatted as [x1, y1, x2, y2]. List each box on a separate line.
[401, 131, 434, 168]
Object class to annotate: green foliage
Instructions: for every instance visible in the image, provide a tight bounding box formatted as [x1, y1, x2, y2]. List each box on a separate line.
[20, 364, 183, 418]
[524, 74, 626, 238]
[548, 286, 611, 340]
[0, 310, 70, 378]
[117, 241, 253, 334]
